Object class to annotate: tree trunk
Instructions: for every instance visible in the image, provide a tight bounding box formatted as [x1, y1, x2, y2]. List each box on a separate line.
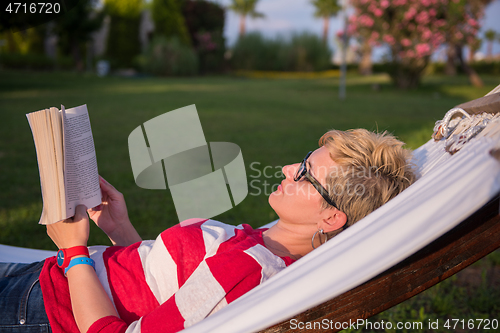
[455, 44, 483, 87]
[5, 31, 18, 53]
[359, 40, 372, 75]
[445, 43, 457, 76]
[392, 70, 422, 89]
[468, 47, 475, 63]
[239, 15, 246, 37]
[389, 53, 428, 89]
[322, 17, 329, 45]
[72, 40, 84, 72]
[487, 41, 493, 59]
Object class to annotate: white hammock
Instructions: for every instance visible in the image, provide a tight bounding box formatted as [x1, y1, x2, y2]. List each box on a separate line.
[182, 93, 500, 333]
[1, 91, 499, 333]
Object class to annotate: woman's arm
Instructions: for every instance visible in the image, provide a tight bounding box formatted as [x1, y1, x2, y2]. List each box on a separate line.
[47, 205, 119, 333]
[88, 176, 142, 246]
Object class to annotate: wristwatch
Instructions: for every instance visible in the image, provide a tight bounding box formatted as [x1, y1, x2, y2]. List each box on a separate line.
[65, 257, 95, 276]
[56, 246, 89, 269]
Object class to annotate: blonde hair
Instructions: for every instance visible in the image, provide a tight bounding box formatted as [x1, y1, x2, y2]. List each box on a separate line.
[319, 129, 416, 239]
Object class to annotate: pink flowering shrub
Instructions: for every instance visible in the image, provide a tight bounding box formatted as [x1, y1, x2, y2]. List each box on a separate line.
[349, 0, 484, 88]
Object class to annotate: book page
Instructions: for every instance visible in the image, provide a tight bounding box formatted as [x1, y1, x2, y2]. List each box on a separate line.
[49, 107, 66, 219]
[62, 104, 102, 217]
[26, 107, 65, 225]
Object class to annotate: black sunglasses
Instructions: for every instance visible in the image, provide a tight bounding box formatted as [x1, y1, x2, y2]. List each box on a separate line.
[294, 151, 339, 209]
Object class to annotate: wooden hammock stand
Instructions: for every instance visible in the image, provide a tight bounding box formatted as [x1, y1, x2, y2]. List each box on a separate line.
[262, 94, 500, 333]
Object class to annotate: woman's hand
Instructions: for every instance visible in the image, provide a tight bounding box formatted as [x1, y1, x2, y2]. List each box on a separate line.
[88, 176, 129, 236]
[88, 176, 142, 246]
[47, 205, 89, 249]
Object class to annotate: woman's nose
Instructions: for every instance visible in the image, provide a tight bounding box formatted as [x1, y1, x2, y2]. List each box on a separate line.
[282, 164, 299, 180]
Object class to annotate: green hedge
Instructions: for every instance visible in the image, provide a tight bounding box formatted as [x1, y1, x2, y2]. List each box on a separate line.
[138, 36, 198, 76]
[230, 32, 332, 72]
[470, 60, 500, 75]
[0, 53, 74, 70]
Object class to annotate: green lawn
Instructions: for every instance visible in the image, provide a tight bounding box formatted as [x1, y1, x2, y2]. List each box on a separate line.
[0, 70, 498, 330]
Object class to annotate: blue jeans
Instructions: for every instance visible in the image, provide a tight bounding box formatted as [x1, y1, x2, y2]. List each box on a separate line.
[0, 261, 51, 332]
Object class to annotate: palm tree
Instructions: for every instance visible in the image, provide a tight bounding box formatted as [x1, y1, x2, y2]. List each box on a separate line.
[311, 0, 341, 44]
[229, 0, 264, 37]
[484, 29, 497, 59]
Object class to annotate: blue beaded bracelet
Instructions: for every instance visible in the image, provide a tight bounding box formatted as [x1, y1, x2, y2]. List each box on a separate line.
[64, 257, 95, 276]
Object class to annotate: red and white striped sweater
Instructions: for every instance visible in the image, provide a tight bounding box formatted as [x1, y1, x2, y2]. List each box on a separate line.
[40, 219, 294, 333]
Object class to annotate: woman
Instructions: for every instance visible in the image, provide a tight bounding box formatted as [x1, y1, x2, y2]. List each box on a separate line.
[0, 129, 415, 333]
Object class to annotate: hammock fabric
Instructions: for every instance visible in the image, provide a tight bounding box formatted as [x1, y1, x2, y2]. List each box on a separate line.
[1, 91, 499, 333]
[182, 91, 500, 333]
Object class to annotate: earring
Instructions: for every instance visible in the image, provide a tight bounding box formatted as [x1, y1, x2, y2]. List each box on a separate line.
[311, 229, 325, 249]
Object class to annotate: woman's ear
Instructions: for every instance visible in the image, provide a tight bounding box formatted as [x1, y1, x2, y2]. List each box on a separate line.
[319, 209, 347, 233]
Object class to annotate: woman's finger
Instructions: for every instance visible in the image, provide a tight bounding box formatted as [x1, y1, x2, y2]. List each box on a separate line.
[99, 176, 123, 200]
[89, 204, 102, 212]
[74, 204, 88, 221]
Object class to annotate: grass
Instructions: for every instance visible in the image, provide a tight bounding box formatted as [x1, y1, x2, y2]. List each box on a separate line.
[0, 69, 498, 330]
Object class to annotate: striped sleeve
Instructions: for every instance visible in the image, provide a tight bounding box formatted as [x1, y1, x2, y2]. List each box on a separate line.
[98, 220, 289, 333]
[87, 316, 127, 333]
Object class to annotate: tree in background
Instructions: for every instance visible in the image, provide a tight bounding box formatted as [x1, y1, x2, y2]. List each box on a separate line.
[484, 29, 497, 59]
[349, 0, 446, 88]
[349, 0, 487, 88]
[54, 0, 104, 71]
[183, 0, 226, 73]
[311, 0, 341, 45]
[104, 0, 143, 69]
[152, 0, 190, 44]
[442, 0, 488, 87]
[0, 26, 45, 55]
[229, 0, 264, 37]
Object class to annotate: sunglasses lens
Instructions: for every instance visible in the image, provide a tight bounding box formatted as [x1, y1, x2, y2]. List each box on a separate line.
[294, 162, 305, 181]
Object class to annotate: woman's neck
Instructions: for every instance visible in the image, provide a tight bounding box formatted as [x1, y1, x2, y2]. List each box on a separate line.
[262, 221, 314, 260]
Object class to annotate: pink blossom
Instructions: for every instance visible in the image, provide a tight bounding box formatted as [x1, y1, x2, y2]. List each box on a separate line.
[415, 11, 430, 25]
[455, 31, 463, 40]
[406, 50, 416, 58]
[369, 31, 380, 43]
[358, 14, 374, 27]
[415, 43, 431, 57]
[421, 29, 432, 41]
[434, 19, 446, 28]
[401, 38, 412, 47]
[468, 18, 478, 27]
[430, 33, 445, 46]
[373, 8, 383, 17]
[383, 34, 396, 45]
[404, 7, 417, 20]
[428, 8, 437, 16]
[347, 23, 357, 35]
[380, 0, 390, 9]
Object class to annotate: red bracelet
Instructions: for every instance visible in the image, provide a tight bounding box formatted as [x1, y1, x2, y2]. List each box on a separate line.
[56, 246, 89, 269]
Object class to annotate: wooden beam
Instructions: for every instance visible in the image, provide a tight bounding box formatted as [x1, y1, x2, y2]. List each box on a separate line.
[456, 92, 500, 115]
[262, 194, 500, 333]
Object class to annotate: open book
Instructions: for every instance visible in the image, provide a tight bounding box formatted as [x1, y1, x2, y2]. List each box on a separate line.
[26, 104, 101, 225]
